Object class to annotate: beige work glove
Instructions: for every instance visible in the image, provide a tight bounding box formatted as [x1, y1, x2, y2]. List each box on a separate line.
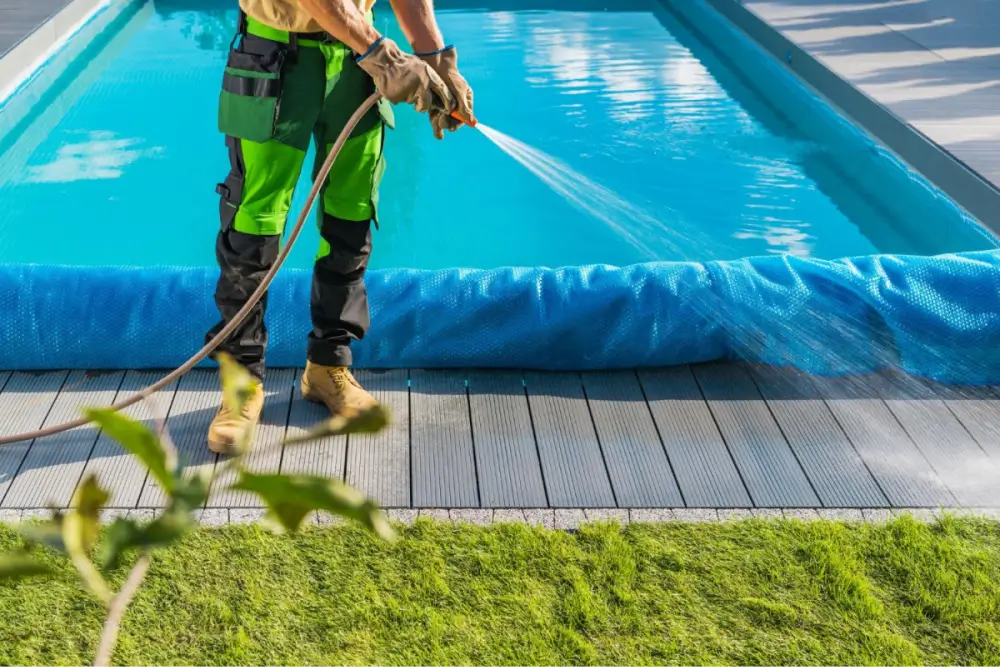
[417, 46, 475, 139]
[357, 37, 456, 114]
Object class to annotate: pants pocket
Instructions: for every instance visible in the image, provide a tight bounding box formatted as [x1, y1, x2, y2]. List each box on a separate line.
[218, 37, 287, 144]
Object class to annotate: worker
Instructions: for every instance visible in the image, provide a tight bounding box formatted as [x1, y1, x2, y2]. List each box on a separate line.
[204, 0, 474, 452]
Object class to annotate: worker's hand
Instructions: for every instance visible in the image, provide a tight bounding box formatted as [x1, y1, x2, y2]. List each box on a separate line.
[417, 46, 474, 139]
[356, 37, 456, 114]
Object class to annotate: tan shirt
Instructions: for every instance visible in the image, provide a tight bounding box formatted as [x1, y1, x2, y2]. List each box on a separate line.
[239, 0, 376, 33]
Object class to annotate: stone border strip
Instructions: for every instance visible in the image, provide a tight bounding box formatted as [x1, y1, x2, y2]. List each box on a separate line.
[2, 508, 999, 527]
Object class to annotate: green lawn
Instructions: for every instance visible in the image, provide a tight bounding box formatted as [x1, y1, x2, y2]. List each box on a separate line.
[2, 515, 999, 665]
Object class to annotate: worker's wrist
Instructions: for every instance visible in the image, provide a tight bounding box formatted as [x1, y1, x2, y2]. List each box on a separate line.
[355, 35, 386, 62]
[413, 44, 453, 57]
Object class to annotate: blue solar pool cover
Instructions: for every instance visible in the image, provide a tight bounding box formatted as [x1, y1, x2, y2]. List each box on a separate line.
[1, 0, 999, 384]
[2, 249, 1000, 383]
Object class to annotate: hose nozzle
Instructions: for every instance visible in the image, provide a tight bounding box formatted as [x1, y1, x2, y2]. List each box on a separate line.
[450, 110, 477, 128]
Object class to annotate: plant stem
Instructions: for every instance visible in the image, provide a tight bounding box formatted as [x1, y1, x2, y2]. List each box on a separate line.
[93, 553, 151, 667]
[70, 550, 113, 606]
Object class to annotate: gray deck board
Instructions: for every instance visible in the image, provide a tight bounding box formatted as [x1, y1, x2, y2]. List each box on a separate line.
[467, 371, 546, 508]
[873, 372, 1000, 507]
[0, 371, 68, 505]
[738, 0, 1000, 219]
[930, 383, 1000, 463]
[693, 363, 819, 507]
[4, 365, 1000, 511]
[282, 369, 345, 479]
[410, 370, 478, 508]
[137, 370, 220, 508]
[582, 371, 683, 508]
[79, 372, 178, 509]
[812, 375, 956, 507]
[0, 0, 72, 54]
[2, 371, 124, 509]
[209, 369, 295, 508]
[638, 367, 751, 508]
[346, 369, 411, 508]
[749, 364, 888, 508]
[524, 372, 615, 508]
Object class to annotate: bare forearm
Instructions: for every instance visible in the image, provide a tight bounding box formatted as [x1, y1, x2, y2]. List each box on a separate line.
[388, 0, 444, 53]
[299, 0, 381, 53]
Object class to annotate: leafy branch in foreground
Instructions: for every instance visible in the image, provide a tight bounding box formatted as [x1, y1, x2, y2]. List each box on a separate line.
[0, 353, 395, 666]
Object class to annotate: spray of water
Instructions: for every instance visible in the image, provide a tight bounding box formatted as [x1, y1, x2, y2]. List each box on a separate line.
[475, 123, 727, 260]
[469, 123, 1000, 504]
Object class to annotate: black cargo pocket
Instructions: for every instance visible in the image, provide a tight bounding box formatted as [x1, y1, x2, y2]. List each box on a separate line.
[218, 38, 287, 144]
[216, 135, 245, 231]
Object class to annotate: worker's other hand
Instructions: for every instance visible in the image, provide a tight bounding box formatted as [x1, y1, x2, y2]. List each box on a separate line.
[356, 37, 456, 114]
[418, 46, 474, 140]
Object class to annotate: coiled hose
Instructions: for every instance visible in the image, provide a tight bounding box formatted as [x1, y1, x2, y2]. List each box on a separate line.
[0, 91, 384, 446]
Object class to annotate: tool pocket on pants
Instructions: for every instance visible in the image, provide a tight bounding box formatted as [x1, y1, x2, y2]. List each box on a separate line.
[217, 37, 287, 144]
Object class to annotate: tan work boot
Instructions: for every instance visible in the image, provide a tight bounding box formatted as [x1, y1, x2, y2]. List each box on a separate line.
[301, 361, 378, 417]
[207, 382, 265, 454]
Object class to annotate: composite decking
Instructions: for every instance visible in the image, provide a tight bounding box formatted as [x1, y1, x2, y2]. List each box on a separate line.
[0, 0, 73, 56]
[0, 364, 998, 511]
[737, 0, 1000, 199]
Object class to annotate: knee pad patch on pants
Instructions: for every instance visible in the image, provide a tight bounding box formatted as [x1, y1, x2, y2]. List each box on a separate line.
[316, 216, 372, 278]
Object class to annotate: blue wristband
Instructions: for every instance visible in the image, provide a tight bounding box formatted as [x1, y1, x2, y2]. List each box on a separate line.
[355, 36, 385, 63]
[413, 44, 454, 57]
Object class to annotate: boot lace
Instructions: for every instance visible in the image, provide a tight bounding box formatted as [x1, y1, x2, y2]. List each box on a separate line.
[326, 367, 360, 390]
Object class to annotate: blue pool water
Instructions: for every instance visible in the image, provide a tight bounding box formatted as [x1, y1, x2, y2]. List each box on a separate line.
[0, 0, 993, 272]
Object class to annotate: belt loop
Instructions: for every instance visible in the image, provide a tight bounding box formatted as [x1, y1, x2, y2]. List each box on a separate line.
[288, 31, 298, 52]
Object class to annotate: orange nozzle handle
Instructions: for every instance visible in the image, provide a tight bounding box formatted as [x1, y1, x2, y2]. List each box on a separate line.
[450, 110, 477, 128]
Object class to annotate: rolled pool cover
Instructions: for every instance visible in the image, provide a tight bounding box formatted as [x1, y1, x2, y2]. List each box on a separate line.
[2, 248, 999, 384]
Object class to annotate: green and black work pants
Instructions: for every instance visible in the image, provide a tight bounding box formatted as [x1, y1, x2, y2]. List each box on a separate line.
[206, 12, 393, 380]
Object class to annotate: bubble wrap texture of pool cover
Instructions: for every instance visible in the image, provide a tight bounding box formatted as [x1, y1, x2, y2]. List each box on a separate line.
[2, 249, 1000, 383]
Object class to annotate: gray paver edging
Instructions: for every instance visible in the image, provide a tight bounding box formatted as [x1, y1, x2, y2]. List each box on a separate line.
[3, 508, 999, 527]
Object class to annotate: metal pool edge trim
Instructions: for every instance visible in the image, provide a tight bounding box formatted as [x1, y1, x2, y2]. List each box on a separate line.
[665, 0, 1000, 240]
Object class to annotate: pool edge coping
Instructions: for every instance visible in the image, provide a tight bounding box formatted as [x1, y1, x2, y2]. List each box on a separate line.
[0, 0, 113, 104]
[678, 0, 1000, 239]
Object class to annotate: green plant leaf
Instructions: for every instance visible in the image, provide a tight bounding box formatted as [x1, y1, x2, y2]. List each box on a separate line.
[0, 553, 53, 580]
[217, 351, 256, 415]
[143, 507, 197, 544]
[65, 473, 110, 556]
[85, 407, 175, 493]
[231, 471, 396, 540]
[172, 469, 211, 512]
[98, 510, 196, 571]
[283, 404, 390, 446]
[97, 518, 143, 571]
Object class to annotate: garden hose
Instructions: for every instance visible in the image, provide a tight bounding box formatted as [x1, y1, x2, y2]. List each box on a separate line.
[0, 93, 387, 446]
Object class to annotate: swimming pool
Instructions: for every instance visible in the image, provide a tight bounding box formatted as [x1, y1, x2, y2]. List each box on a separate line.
[2, 0, 999, 380]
